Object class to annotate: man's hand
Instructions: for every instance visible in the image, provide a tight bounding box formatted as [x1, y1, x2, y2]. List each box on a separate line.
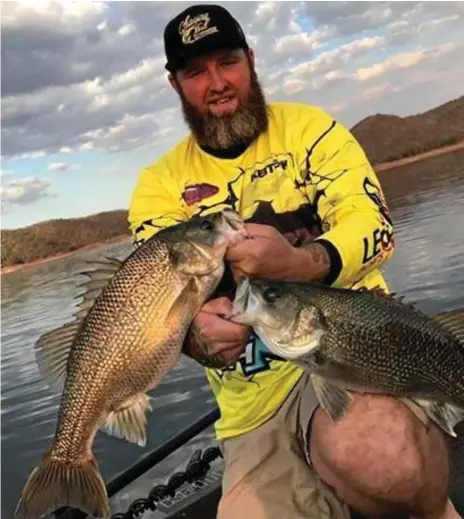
[225, 223, 296, 280]
[226, 223, 331, 283]
[183, 297, 250, 368]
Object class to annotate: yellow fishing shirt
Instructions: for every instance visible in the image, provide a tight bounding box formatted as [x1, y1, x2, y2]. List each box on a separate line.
[128, 102, 395, 440]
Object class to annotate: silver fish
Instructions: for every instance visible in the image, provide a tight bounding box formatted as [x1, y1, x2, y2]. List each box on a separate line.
[230, 278, 464, 437]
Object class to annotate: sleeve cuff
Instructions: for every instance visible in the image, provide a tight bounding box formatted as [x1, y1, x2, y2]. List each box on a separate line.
[314, 238, 343, 286]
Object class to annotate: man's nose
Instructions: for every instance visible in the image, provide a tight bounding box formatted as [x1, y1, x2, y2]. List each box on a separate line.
[207, 66, 227, 92]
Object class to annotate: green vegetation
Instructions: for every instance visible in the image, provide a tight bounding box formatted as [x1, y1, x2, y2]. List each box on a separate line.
[351, 95, 464, 164]
[2, 96, 463, 270]
[1, 210, 130, 268]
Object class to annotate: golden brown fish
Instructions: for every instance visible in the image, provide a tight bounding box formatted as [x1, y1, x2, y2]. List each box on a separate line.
[15, 209, 246, 519]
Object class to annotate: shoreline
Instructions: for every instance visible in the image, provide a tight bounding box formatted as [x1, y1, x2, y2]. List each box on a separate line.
[1, 235, 131, 276]
[373, 141, 464, 171]
[2, 141, 463, 276]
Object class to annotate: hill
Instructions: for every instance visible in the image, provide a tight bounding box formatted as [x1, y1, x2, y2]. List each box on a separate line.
[1, 210, 130, 268]
[351, 95, 464, 164]
[2, 96, 464, 271]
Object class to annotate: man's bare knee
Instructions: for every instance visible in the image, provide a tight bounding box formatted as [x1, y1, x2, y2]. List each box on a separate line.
[309, 393, 450, 510]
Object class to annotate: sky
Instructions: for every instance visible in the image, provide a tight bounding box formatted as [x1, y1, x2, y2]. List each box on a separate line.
[1, 1, 463, 230]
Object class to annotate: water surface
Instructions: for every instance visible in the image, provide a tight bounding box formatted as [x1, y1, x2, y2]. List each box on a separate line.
[2, 150, 463, 516]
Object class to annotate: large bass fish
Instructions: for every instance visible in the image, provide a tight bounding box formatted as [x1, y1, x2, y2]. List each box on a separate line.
[15, 209, 246, 519]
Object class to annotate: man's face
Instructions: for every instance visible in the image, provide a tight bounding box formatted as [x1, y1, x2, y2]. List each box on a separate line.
[174, 48, 252, 116]
[169, 48, 268, 150]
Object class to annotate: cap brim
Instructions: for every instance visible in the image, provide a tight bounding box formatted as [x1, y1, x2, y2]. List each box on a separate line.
[165, 39, 248, 73]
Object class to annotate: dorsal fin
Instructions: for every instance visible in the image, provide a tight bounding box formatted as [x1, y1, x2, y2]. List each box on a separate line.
[433, 308, 464, 343]
[356, 285, 420, 314]
[35, 256, 123, 389]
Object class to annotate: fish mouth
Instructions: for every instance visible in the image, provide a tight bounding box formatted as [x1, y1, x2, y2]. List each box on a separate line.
[227, 278, 259, 325]
[219, 209, 248, 243]
[182, 210, 246, 277]
[228, 279, 324, 360]
[271, 326, 324, 360]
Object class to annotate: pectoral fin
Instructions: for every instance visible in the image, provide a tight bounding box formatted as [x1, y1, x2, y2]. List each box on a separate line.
[311, 375, 353, 421]
[399, 397, 430, 427]
[404, 397, 464, 438]
[167, 276, 199, 323]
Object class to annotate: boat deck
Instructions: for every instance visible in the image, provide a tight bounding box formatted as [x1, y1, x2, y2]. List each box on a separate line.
[56, 421, 464, 519]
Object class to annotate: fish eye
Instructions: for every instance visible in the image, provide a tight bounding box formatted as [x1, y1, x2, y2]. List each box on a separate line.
[201, 219, 214, 231]
[263, 288, 280, 303]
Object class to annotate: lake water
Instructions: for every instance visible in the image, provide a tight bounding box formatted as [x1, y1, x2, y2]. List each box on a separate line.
[1, 150, 464, 517]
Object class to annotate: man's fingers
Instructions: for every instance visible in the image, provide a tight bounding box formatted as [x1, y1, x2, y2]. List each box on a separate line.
[229, 264, 247, 284]
[226, 239, 258, 263]
[226, 228, 281, 263]
[201, 296, 233, 314]
[243, 223, 279, 238]
[217, 344, 246, 366]
[187, 297, 251, 369]
[207, 340, 247, 355]
[197, 317, 249, 345]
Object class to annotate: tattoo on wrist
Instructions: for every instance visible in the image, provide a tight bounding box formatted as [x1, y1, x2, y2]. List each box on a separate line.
[305, 243, 331, 266]
[299, 242, 331, 282]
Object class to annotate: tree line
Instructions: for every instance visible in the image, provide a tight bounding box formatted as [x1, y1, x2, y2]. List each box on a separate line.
[1, 210, 130, 267]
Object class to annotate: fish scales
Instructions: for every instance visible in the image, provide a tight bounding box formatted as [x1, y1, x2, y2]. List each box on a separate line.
[15, 209, 246, 519]
[230, 278, 464, 436]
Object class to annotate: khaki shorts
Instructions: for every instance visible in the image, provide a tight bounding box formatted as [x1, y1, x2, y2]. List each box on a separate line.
[216, 372, 351, 519]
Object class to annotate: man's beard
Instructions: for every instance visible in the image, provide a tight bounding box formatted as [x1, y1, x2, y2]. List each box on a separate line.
[179, 67, 269, 150]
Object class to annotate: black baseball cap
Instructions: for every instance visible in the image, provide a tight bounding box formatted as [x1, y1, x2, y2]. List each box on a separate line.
[164, 4, 249, 73]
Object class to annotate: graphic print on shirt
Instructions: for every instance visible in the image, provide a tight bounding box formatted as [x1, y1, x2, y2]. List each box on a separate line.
[189, 153, 296, 218]
[216, 335, 285, 378]
[181, 183, 219, 206]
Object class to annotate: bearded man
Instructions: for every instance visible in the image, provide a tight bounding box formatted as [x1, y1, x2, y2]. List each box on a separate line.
[128, 4, 459, 519]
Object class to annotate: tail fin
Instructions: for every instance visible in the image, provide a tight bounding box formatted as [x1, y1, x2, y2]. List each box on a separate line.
[15, 450, 110, 519]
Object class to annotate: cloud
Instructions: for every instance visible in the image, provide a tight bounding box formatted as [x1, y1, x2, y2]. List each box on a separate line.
[299, 2, 411, 36]
[1, 1, 463, 161]
[48, 162, 81, 172]
[290, 36, 385, 77]
[1, 2, 109, 95]
[264, 37, 464, 129]
[354, 42, 457, 83]
[0, 177, 54, 206]
[298, 2, 463, 39]
[75, 109, 179, 154]
[1, 169, 15, 183]
[387, 11, 463, 46]
[1, 57, 172, 157]
[333, 42, 464, 126]
[355, 50, 425, 81]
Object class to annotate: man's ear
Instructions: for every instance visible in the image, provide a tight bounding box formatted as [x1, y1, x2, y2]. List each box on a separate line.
[168, 74, 180, 94]
[247, 48, 255, 69]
